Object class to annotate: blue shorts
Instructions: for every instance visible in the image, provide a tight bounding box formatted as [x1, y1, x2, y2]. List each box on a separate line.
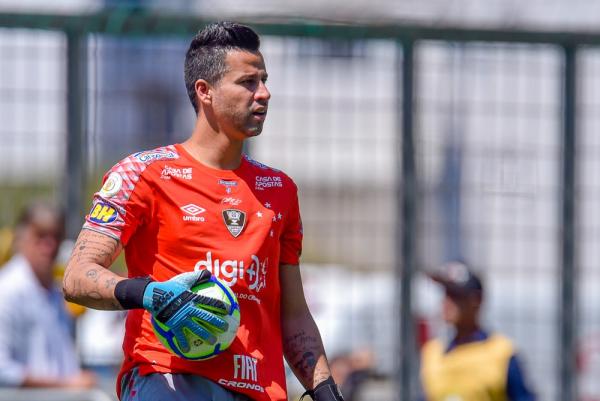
[120, 368, 254, 401]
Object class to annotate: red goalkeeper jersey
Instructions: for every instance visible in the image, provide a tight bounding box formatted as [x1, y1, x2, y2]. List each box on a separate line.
[83, 144, 303, 401]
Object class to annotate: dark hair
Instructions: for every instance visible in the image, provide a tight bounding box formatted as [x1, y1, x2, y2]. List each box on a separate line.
[184, 21, 261, 114]
[15, 200, 65, 234]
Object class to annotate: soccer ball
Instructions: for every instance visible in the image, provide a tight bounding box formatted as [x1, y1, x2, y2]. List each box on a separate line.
[151, 275, 241, 360]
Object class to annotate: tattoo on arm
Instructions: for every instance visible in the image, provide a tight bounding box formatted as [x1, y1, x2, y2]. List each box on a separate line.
[63, 230, 125, 310]
[283, 329, 331, 388]
[72, 234, 120, 267]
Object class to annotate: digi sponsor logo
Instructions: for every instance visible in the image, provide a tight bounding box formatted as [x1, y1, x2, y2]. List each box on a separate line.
[217, 355, 264, 393]
[180, 204, 206, 222]
[255, 176, 283, 190]
[161, 165, 192, 180]
[89, 202, 118, 224]
[133, 150, 178, 163]
[194, 252, 267, 293]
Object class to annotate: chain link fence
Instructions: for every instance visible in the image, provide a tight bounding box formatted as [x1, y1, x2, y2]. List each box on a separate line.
[0, 10, 596, 401]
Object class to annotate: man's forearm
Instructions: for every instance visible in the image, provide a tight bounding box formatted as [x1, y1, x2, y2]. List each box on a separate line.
[282, 313, 332, 390]
[62, 229, 125, 310]
[63, 261, 125, 310]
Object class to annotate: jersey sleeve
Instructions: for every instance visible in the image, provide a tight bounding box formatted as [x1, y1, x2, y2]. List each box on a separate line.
[280, 182, 303, 265]
[82, 155, 154, 245]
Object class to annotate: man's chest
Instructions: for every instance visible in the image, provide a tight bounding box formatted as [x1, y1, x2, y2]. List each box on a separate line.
[142, 170, 291, 298]
[151, 171, 288, 245]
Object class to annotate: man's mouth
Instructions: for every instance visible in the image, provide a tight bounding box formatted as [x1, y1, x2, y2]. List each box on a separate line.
[252, 109, 267, 120]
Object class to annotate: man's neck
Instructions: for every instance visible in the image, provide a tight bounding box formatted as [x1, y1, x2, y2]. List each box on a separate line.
[453, 323, 481, 343]
[184, 120, 245, 170]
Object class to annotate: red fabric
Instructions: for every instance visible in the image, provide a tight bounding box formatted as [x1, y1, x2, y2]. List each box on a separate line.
[84, 144, 303, 401]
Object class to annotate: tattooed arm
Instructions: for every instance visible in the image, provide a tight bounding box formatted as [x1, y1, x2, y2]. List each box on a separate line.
[62, 229, 126, 310]
[280, 264, 332, 390]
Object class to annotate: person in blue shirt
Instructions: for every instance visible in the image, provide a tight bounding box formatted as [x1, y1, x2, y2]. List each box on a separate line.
[420, 261, 536, 401]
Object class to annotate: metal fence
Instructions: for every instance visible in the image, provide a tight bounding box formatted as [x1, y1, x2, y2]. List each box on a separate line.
[0, 8, 597, 401]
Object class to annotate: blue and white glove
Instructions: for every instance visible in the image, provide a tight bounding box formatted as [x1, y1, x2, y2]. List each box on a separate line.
[114, 270, 229, 352]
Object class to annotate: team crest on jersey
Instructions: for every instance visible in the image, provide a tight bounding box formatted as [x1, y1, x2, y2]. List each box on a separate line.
[99, 172, 123, 198]
[222, 209, 246, 237]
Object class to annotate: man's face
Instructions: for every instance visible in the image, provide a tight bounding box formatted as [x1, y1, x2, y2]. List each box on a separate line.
[18, 211, 63, 274]
[441, 291, 481, 326]
[210, 50, 271, 139]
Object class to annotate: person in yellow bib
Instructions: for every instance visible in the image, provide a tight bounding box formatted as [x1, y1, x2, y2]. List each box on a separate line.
[420, 261, 536, 401]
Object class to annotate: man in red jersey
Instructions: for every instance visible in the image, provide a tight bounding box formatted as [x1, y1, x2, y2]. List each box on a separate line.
[62, 22, 344, 401]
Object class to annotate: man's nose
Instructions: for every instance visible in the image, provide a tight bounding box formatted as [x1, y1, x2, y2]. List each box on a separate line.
[255, 81, 271, 102]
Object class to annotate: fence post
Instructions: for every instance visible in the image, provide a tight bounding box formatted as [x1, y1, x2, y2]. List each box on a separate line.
[559, 44, 578, 401]
[397, 38, 417, 401]
[64, 30, 87, 240]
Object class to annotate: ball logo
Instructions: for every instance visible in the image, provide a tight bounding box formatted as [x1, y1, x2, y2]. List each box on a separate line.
[222, 209, 246, 237]
[89, 202, 118, 224]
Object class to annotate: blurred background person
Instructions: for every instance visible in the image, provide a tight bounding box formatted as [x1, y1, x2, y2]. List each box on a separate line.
[0, 200, 97, 388]
[420, 261, 536, 401]
[329, 348, 376, 401]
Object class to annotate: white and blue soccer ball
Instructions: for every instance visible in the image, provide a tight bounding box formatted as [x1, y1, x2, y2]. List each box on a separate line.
[151, 275, 241, 360]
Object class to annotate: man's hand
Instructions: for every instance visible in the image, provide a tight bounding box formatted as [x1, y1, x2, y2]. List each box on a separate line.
[300, 377, 345, 401]
[142, 270, 230, 352]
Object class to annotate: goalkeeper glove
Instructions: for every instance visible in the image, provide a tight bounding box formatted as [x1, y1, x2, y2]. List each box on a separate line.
[115, 270, 229, 352]
[300, 377, 345, 401]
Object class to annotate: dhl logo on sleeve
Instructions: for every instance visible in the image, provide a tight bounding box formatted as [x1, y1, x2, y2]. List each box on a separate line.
[89, 202, 118, 224]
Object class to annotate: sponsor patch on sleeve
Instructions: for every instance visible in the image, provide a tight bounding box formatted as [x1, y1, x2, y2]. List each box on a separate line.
[89, 202, 118, 224]
[99, 172, 123, 198]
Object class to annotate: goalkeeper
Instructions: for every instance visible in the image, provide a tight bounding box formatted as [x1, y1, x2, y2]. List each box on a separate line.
[62, 21, 343, 401]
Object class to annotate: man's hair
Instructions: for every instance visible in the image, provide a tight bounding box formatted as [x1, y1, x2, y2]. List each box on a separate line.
[184, 21, 261, 114]
[15, 200, 65, 233]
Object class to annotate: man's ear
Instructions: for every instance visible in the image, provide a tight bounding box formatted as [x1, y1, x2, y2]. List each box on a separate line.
[195, 79, 212, 105]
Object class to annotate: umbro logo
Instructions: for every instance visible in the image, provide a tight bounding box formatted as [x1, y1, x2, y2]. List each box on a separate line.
[181, 204, 206, 222]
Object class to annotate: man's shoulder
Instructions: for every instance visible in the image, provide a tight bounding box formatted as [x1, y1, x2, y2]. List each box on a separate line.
[113, 145, 180, 172]
[128, 145, 180, 165]
[102, 145, 181, 188]
[487, 332, 517, 349]
[422, 337, 445, 351]
[243, 155, 296, 186]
